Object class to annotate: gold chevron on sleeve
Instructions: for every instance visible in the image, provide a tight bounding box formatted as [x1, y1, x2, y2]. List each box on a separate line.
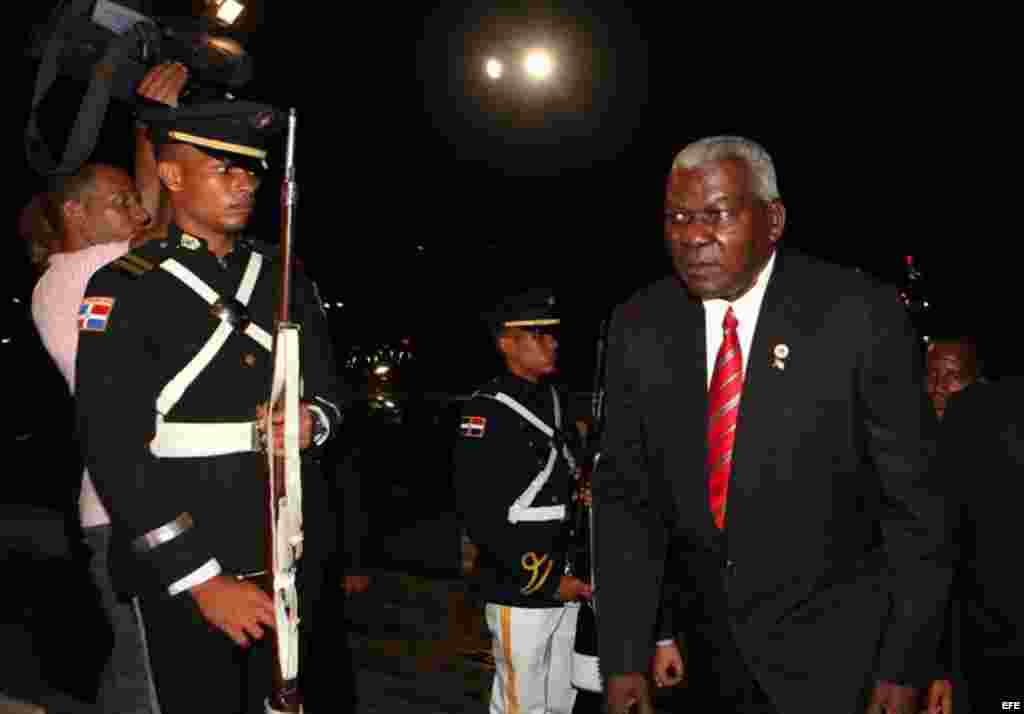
[112, 251, 156, 276]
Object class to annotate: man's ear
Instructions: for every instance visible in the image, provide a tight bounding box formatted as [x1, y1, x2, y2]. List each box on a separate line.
[62, 198, 84, 227]
[496, 332, 516, 360]
[157, 161, 184, 192]
[767, 200, 786, 244]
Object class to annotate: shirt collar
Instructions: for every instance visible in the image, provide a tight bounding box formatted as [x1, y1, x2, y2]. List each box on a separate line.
[702, 249, 777, 319]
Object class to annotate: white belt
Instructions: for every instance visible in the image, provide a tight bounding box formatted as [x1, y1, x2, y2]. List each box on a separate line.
[150, 415, 258, 458]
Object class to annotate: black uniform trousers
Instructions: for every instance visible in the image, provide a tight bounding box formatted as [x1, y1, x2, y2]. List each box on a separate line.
[140, 587, 272, 714]
[136, 489, 335, 714]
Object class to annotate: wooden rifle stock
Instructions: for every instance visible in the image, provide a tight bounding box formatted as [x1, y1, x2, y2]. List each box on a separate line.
[262, 108, 303, 714]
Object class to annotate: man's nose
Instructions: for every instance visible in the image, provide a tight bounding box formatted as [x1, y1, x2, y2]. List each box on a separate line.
[669, 222, 713, 247]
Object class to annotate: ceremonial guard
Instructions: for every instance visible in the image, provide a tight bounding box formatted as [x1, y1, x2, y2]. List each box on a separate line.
[75, 101, 344, 713]
[453, 289, 592, 714]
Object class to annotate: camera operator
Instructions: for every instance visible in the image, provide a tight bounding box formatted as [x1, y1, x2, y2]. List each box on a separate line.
[23, 62, 186, 714]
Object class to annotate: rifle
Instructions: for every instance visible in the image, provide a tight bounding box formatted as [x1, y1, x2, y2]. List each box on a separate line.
[590, 318, 610, 589]
[572, 317, 608, 591]
[261, 108, 304, 714]
[568, 317, 609, 694]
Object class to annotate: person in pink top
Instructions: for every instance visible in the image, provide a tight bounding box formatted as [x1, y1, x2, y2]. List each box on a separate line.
[23, 63, 186, 714]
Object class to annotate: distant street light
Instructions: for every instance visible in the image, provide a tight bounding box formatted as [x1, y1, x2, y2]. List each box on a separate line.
[485, 58, 504, 80]
[523, 48, 554, 81]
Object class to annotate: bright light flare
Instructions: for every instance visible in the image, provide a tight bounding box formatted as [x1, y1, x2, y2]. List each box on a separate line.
[523, 49, 555, 81]
[485, 58, 504, 80]
[214, 0, 245, 25]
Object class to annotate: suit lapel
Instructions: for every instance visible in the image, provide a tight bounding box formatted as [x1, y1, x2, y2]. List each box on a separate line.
[657, 279, 722, 548]
[727, 250, 806, 532]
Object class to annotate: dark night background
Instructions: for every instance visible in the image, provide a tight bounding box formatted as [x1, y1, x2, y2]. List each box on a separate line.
[1, 5, 1017, 708]
[6, 3, 1018, 393]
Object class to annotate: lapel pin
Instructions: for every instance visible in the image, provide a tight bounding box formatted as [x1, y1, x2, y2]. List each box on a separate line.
[772, 344, 789, 371]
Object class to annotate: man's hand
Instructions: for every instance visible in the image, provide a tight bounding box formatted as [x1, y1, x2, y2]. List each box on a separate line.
[256, 402, 315, 452]
[922, 679, 952, 714]
[652, 642, 684, 688]
[342, 574, 370, 595]
[606, 673, 654, 714]
[556, 575, 592, 602]
[573, 479, 593, 507]
[189, 575, 276, 648]
[136, 62, 188, 107]
[865, 680, 922, 714]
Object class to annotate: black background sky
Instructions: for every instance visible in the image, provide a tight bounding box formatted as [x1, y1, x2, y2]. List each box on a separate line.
[8, 3, 1018, 391]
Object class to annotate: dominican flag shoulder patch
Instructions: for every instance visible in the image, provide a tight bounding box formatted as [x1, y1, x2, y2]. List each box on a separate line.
[460, 415, 487, 438]
[79, 297, 116, 332]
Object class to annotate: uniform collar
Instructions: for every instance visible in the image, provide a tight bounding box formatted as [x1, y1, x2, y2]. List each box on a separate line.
[167, 224, 250, 264]
[494, 372, 550, 402]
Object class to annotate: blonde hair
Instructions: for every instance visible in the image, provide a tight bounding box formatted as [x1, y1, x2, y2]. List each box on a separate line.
[18, 193, 59, 270]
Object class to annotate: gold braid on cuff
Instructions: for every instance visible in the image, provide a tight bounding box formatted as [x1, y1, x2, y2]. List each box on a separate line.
[132, 512, 194, 552]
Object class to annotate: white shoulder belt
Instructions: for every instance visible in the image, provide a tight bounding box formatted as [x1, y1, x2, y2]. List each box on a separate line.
[479, 387, 576, 524]
[149, 253, 274, 459]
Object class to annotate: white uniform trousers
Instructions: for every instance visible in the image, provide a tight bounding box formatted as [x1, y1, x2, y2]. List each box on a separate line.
[485, 602, 580, 714]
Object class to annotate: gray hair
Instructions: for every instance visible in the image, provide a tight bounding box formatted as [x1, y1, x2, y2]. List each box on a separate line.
[671, 135, 780, 201]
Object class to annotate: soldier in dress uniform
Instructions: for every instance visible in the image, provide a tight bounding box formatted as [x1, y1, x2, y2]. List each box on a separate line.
[453, 289, 592, 714]
[74, 100, 344, 714]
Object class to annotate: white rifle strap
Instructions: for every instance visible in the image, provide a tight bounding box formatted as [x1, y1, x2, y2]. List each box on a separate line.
[484, 388, 569, 524]
[267, 324, 303, 684]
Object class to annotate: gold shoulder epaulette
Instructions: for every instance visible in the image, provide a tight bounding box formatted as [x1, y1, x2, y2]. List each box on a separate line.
[111, 251, 159, 277]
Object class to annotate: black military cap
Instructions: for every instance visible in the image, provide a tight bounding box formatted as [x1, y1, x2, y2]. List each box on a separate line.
[137, 99, 285, 172]
[484, 288, 560, 336]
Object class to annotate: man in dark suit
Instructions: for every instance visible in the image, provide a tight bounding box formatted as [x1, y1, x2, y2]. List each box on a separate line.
[593, 136, 953, 714]
[941, 381, 1024, 711]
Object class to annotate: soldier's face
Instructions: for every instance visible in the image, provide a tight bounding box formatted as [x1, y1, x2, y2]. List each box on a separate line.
[170, 146, 261, 235]
[500, 328, 558, 382]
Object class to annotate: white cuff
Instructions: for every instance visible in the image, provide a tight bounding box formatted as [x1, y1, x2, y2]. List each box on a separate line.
[168, 558, 221, 596]
[655, 639, 676, 647]
[313, 395, 342, 425]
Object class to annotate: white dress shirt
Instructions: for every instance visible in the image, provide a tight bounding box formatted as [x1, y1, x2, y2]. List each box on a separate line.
[702, 251, 777, 387]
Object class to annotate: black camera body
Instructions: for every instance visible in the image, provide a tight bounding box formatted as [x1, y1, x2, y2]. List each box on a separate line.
[29, 0, 253, 102]
[26, 0, 254, 175]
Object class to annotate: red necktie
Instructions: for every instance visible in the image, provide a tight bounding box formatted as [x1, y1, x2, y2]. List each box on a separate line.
[707, 307, 743, 530]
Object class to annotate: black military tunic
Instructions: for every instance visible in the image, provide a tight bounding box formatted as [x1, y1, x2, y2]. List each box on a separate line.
[75, 224, 343, 597]
[453, 372, 575, 607]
